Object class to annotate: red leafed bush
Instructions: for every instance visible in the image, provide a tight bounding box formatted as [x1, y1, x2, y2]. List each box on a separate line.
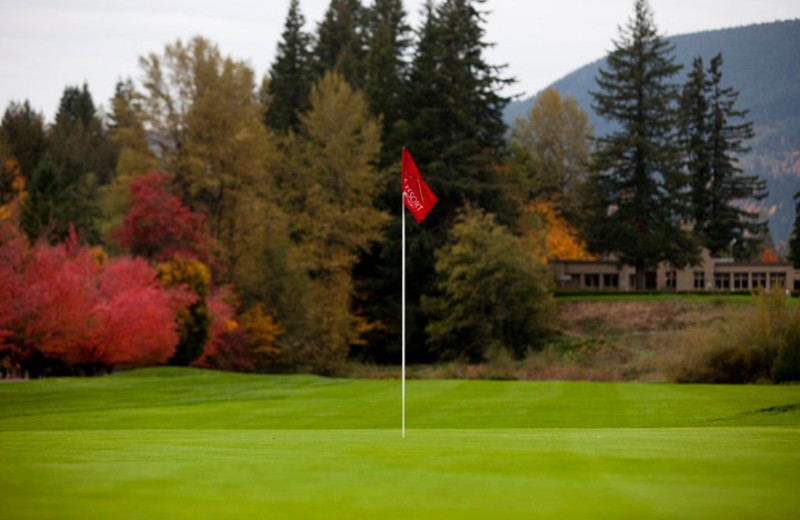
[92, 257, 196, 367]
[0, 222, 192, 376]
[111, 172, 216, 265]
[191, 287, 247, 370]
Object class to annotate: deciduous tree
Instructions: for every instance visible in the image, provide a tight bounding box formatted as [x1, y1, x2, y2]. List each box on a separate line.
[280, 72, 388, 373]
[138, 37, 280, 286]
[424, 205, 553, 362]
[510, 88, 592, 223]
[111, 172, 216, 265]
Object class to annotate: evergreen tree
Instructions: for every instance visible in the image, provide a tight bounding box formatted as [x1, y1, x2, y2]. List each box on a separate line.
[680, 53, 766, 258]
[404, 0, 512, 224]
[790, 191, 800, 268]
[373, 0, 513, 359]
[49, 83, 117, 187]
[24, 84, 114, 243]
[313, 0, 367, 88]
[364, 0, 411, 167]
[264, 0, 314, 132]
[22, 153, 98, 243]
[586, 0, 696, 288]
[0, 100, 48, 179]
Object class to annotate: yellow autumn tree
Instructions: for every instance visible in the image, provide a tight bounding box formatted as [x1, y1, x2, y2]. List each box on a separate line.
[238, 304, 283, 362]
[525, 200, 594, 261]
[279, 72, 389, 374]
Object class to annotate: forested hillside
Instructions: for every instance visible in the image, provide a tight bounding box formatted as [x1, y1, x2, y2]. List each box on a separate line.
[506, 19, 800, 248]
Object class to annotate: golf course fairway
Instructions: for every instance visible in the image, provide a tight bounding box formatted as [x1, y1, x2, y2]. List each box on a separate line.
[1, 367, 798, 519]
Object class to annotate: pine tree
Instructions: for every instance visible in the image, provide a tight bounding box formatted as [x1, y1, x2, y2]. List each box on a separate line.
[586, 0, 696, 289]
[24, 84, 114, 243]
[404, 0, 512, 223]
[264, 0, 314, 132]
[384, 0, 513, 358]
[680, 53, 766, 258]
[22, 153, 98, 243]
[313, 0, 367, 88]
[0, 101, 48, 180]
[364, 0, 411, 167]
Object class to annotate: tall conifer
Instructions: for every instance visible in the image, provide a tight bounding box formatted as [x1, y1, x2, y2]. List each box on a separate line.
[394, 0, 512, 357]
[680, 53, 766, 258]
[313, 0, 367, 88]
[364, 0, 411, 167]
[265, 0, 314, 132]
[586, 0, 696, 289]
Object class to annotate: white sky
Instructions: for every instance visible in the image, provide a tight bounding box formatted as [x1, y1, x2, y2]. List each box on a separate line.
[1, 0, 798, 121]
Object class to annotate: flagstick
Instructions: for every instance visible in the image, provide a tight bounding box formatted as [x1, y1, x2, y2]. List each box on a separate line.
[401, 197, 406, 439]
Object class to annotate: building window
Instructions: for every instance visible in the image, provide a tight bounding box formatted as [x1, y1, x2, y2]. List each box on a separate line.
[584, 273, 600, 288]
[603, 273, 619, 288]
[714, 273, 730, 290]
[693, 271, 705, 290]
[665, 271, 677, 290]
[752, 272, 767, 289]
[629, 274, 637, 290]
[646, 271, 657, 290]
[770, 273, 786, 288]
[733, 272, 749, 290]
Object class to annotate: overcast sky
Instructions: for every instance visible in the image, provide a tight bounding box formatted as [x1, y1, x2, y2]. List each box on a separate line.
[1, 0, 798, 121]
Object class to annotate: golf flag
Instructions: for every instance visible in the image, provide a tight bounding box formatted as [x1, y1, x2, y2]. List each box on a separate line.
[402, 149, 437, 224]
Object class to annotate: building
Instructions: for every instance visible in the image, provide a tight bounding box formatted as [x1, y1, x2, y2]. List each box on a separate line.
[550, 249, 799, 292]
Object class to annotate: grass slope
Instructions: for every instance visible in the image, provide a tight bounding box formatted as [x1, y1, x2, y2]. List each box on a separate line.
[1, 367, 799, 519]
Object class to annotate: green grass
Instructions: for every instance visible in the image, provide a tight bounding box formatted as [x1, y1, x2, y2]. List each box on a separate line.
[1, 367, 799, 519]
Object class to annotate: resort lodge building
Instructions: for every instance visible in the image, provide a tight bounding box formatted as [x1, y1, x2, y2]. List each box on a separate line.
[550, 249, 799, 292]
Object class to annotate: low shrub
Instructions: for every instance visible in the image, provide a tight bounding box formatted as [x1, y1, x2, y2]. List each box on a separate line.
[671, 290, 800, 383]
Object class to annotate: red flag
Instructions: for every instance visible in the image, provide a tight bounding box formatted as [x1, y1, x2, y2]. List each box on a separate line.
[402, 149, 437, 224]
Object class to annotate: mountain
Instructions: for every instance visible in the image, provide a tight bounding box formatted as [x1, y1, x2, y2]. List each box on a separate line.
[505, 19, 800, 250]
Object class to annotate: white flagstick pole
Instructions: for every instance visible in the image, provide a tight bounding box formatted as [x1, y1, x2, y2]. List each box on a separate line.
[402, 191, 406, 439]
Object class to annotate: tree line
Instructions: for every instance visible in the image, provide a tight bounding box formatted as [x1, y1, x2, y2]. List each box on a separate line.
[0, 0, 769, 377]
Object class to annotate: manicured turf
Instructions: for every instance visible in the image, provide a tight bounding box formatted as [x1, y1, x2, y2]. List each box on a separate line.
[1, 368, 799, 519]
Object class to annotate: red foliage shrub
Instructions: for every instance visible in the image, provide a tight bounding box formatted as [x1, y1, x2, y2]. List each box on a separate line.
[111, 172, 216, 265]
[0, 222, 192, 375]
[191, 287, 243, 370]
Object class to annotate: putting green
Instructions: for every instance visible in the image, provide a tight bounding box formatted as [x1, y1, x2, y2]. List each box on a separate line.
[1, 368, 798, 519]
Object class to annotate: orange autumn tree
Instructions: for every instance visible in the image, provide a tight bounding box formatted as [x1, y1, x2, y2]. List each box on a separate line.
[526, 200, 594, 261]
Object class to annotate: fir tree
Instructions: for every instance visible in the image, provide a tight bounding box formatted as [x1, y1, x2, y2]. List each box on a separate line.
[265, 0, 314, 132]
[0, 100, 48, 180]
[586, 0, 696, 289]
[393, 0, 513, 358]
[403, 0, 513, 223]
[364, 0, 412, 168]
[313, 0, 367, 88]
[680, 53, 766, 258]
